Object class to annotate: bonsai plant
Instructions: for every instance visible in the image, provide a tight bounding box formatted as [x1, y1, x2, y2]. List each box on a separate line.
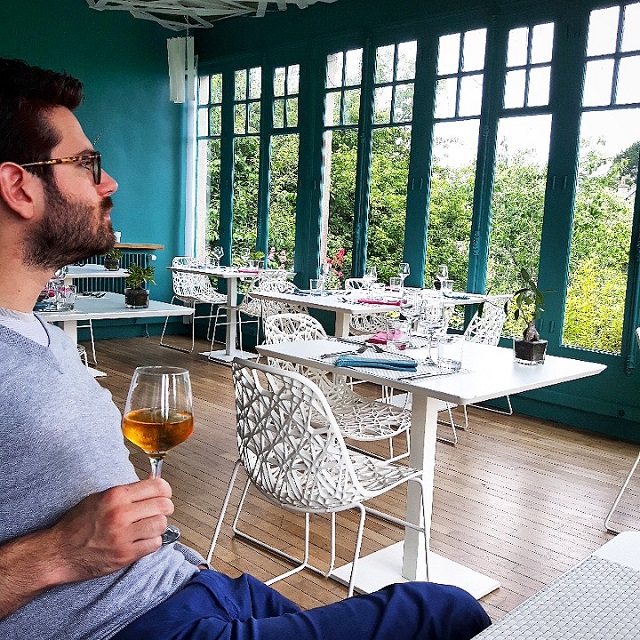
[512, 266, 547, 364]
[125, 263, 155, 309]
[103, 248, 122, 271]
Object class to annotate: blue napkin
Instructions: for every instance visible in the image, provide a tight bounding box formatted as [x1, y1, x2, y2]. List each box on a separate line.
[334, 355, 418, 371]
[443, 292, 470, 300]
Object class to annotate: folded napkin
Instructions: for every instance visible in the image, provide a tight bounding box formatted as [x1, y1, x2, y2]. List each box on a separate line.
[238, 268, 260, 273]
[334, 355, 417, 371]
[366, 330, 390, 344]
[443, 292, 471, 300]
[357, 298, 405, 306]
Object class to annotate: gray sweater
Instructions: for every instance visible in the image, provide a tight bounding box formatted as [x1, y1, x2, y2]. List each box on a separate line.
[0, 322, 199, 640]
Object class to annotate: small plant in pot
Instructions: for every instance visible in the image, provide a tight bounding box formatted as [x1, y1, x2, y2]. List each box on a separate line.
[125, 264, 155, 309]
[512, 266, 547, 365]
[103, 248, 122, 271]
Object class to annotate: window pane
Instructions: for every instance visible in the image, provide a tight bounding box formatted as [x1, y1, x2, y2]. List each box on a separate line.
[426, 120, 480, 290]
[583, 59, 614, 107]
[197, 107, 208, 136]
[375, 44, 395, 83]
[235, 104, 246, 134]
[326, 52, 343, 88]
[343, 89, 361, 125]
[459, 74, 483, 116]
[211, 74, 222, 103]
[196, 139, 221, 262]
[322, 128, 358, 280]
[273, 98, 285, 128]
[507, 27, 528, 67]
[232, 137, 260, 256]
[396, 41, 417, 81]
[563, 110, 640, 353]
[587, 6, 620, 56]
[325, 90, 341, 126]
[527, 66, 551, 106]
[622, 3, 640, 52]
[374, 86, 392, 124]
[435, 77, 457, 118]
[248, 67, 261, 99]
[210, 105, 222, 136]
[438, 33, 460, 75]
[462, 28, 486, 72]
[235, 70, 247, 100]
[394, 83, 414, 122]
[248, 102, 260, 133]
[367, 126, 412, 282]
[504, 69, 526, 108]
[198, 76, 209, 105]
[286, 97, 298, 127]
[617, 55, 640, 103]
[487, 115, 551, 337]
[287, 65, 300, 94]
[344, 49, 363, 85]
[268, 134, 299, 270]
[274, 67, 285, 97]
[531, 23, 554, 63]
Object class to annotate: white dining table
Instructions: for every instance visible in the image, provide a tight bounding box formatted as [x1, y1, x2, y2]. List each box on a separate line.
[64, 264, 129, 283]
[249, 288, 489, 337]
[255, 339, 606, 598]
[166, 265, 267, 363]
[39, 292, 195, 376]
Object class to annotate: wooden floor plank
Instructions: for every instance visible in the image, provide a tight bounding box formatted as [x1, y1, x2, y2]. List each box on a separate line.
[89, 334, 640, 622]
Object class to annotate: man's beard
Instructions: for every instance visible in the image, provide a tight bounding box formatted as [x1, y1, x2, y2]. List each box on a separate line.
[24, 180, 115, 270]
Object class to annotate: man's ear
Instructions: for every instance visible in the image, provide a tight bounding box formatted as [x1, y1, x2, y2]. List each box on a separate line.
[0, 163, 41, 220]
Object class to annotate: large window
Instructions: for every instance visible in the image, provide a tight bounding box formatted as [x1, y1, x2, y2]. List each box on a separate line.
[563, 3, 640, 354]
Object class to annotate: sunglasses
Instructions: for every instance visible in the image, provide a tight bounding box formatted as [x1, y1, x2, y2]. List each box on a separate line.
[20, 151, 102, 185]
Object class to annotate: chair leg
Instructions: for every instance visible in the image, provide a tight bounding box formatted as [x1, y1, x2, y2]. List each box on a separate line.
[87, 320, 98, 364]
[605, 451, 640, 534]
[160, 298, 196, 353]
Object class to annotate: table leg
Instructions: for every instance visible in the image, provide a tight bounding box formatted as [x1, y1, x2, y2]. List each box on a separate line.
[332, 393, 500, 598]
[334, 311, 351, 337]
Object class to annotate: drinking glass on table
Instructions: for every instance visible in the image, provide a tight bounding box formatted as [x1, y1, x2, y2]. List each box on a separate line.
[435, 264, 449, 291]
[416, 300, 446, 361]
[363, 265, 377, 293]
[122, 366, 194, 544]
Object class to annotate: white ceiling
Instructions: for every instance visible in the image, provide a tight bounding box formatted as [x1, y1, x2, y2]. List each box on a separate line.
[86, 0, 339, 30]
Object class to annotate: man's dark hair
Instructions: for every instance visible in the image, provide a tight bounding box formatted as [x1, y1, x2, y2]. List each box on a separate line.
[0, 58, 84, 181]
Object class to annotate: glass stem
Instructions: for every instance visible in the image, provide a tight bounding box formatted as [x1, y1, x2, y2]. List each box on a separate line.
[149, 457, 164, 478]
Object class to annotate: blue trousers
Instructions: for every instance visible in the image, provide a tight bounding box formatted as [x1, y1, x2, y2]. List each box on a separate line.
[112, 570, 491, 640]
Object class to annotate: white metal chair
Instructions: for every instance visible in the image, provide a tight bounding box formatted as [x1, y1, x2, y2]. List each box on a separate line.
[206, 358, 429, 597]
[262, 313, 411, 461]
[344, 278, 389, 335]
[236, 272, 307, 348]
[604, 327, 640, 534]
[160, 256, 228, 352]
[77, 319, 98, 364]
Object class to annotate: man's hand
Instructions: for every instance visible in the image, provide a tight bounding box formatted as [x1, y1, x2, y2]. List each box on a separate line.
[0, 478, 174, 620]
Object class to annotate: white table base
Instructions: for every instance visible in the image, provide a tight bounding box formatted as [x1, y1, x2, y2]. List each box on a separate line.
[332, 543, 500, 599]
[200, 348, 257, 363]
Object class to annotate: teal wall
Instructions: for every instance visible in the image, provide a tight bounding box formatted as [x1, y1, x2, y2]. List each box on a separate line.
[0, 0, 186, 305]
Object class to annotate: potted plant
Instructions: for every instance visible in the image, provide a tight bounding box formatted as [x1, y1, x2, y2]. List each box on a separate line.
[103, 248, 122, 271]
[125, 264, 155, 309]
[512, 266, 547, 365]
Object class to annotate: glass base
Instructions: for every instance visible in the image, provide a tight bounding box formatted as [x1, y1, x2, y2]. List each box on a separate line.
[161, 524, 181, 545]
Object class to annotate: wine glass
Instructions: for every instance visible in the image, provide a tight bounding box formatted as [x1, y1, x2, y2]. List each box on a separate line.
[398, 262, 410, 289]
[122, 366, 194, 544]
[212, 245, 224, 267]
[436, 264, 449, 290]
[364, 265, 377, 293]
[320, 261, 331, 287]
[417, 301, 446, 362]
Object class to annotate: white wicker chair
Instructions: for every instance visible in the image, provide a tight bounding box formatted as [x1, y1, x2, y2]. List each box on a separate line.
[344, 278, 389, 335]
[263, 313, 411, 461]
[604, 326, 640, 534]
[160, 256, 228, 352]
[206, 358, 429, 597]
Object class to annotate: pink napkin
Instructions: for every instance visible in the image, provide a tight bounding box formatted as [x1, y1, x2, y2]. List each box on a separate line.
[238, 268, 260, 273]
[357, 298, 404, 306]
[366, 330, 390, 344]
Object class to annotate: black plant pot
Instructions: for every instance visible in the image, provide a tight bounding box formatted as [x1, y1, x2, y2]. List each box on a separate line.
[513, 338, 548, 365]
[125, 287, 149, 309]
[104, 258, 120, 271]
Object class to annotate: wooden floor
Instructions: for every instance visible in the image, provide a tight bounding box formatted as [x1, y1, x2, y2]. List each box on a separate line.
[89, 333, 640, 623]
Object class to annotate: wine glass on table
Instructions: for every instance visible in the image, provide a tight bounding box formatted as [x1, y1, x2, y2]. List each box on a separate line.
[398, 262, 410, 290]
[417, 300, 446, 362]
[435, 264, 449, 291]
[212, 245, 224, 267]
[122, 366, 194, 544]
[363, 265, 377, 294]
